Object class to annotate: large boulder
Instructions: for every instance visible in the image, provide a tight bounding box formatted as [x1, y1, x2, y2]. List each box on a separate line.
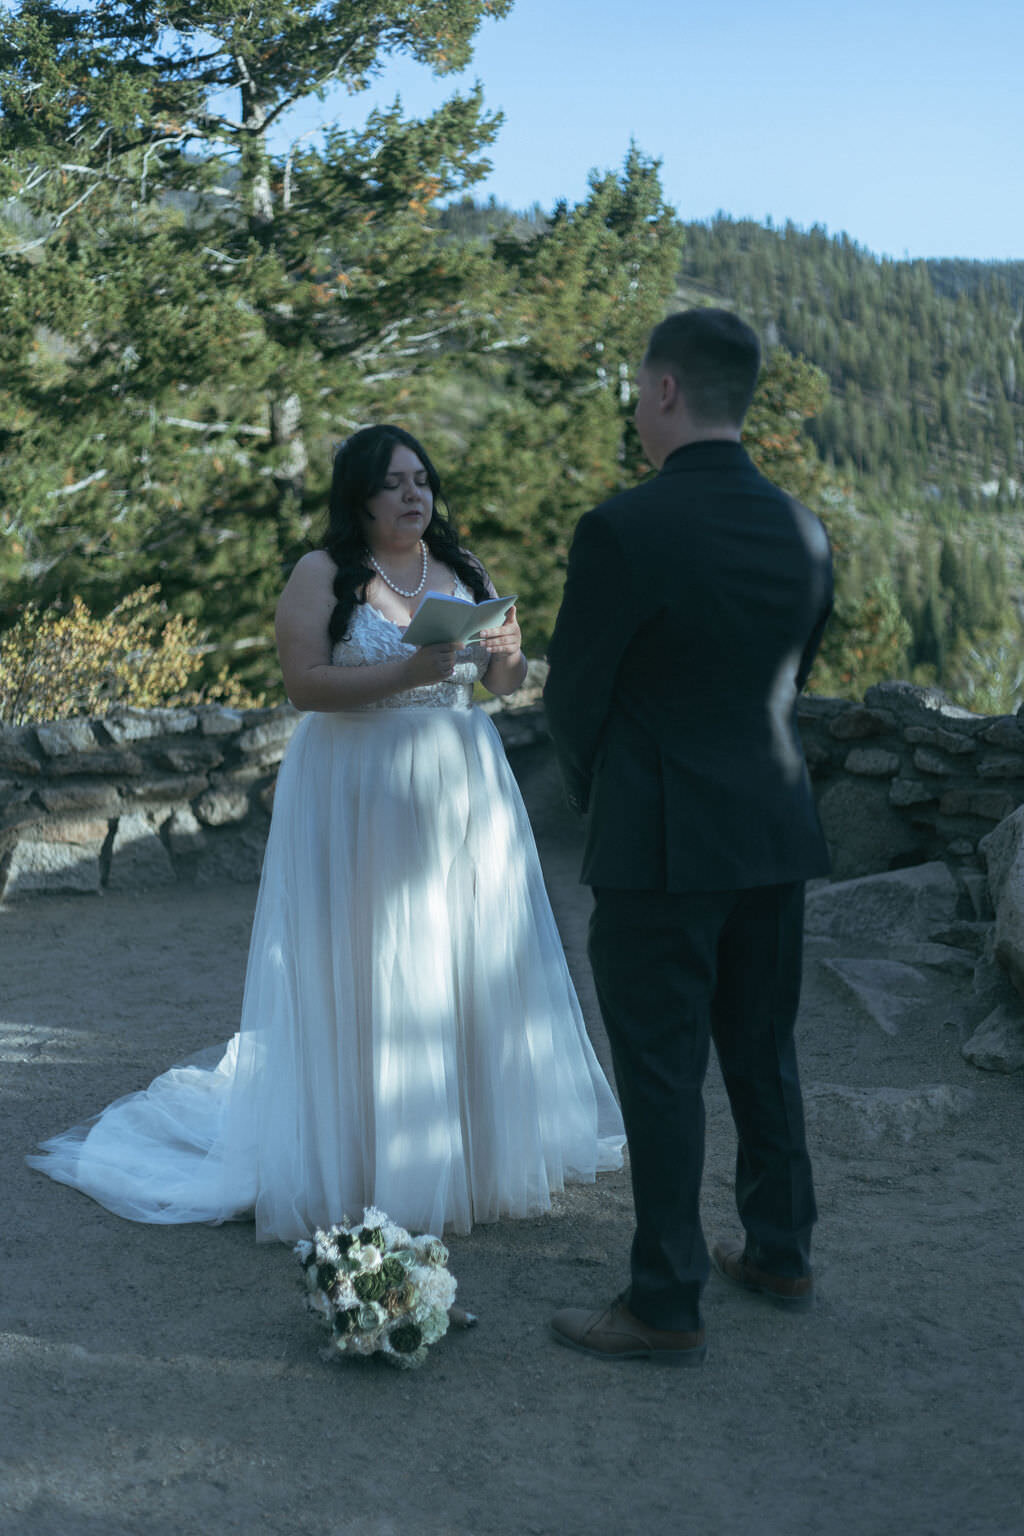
[961, 1005, 1024, 1073]
[0, 818, 107, 898]
[804, 861, 959, 948]
[107, 813, 176, 889]
[978, 807, 1024, 999]
[815, 776, 924, 881]
[820, 958, 930, 1037]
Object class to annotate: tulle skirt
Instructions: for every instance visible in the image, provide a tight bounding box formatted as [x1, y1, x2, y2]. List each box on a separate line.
[28, 704, 624, 1240]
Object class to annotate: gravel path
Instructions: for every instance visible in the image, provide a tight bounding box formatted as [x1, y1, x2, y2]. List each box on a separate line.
[1, 748, 1022, 1536]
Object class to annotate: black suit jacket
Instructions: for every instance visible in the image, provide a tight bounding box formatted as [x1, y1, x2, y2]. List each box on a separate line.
[544, 441, 833, 893]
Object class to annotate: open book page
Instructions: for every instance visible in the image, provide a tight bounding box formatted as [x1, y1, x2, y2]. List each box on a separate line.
[401, 591, 518, 648]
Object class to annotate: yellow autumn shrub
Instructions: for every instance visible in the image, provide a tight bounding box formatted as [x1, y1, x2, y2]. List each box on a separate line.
[0, 588, 265, 725]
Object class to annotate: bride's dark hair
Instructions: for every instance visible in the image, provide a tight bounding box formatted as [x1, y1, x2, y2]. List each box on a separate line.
[322, 424, 490, 645]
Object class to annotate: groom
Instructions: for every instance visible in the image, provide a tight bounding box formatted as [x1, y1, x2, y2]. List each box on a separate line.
[543, 308, 833, 1365]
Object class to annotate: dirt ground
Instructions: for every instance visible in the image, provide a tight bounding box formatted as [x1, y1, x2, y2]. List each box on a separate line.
[1, 751, 1022, 1536]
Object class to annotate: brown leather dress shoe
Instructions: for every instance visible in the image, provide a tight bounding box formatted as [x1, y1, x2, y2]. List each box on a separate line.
[711, 1240, 814, 1311]
[550, 1297, 706, 1367]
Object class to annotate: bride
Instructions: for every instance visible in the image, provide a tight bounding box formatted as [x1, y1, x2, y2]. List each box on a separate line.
[28, 424, 625, 1242]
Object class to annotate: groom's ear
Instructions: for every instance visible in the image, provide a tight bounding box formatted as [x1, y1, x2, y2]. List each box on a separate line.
[658, 370, 680, 413]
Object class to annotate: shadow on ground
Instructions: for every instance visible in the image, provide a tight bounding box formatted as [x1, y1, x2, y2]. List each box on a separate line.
[1, 755, 1022, 1536]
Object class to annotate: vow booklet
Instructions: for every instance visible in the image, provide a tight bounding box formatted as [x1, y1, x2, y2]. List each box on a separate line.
[402, 590, 518, 648]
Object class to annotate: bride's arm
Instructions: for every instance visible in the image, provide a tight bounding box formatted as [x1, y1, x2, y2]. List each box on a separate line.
[461, 553, 527, 697]
[479, 604, 528, 696]
[275, 552, 457, 712]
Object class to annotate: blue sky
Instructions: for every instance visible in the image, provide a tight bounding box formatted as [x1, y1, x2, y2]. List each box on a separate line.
[267, 0, 1022, 262]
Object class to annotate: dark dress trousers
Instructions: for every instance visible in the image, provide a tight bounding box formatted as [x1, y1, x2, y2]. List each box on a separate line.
[544, 440, 833, 1332]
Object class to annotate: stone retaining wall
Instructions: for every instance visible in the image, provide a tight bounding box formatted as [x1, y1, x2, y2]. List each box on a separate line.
[0, 699, 551, 902]
[799, 681, 1024, 880]
[4, 679, 1024, 900]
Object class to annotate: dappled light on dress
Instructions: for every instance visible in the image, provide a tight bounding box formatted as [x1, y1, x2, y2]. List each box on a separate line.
[28, 587, 624, 1239]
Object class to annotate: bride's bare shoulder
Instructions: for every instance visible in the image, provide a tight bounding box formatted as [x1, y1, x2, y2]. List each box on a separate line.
[284, 549, 336, 592]
[294, 548, 337, 580]
[277, 550, 337, 626]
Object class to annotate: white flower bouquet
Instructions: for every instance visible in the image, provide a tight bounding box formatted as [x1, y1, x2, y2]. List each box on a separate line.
[295, 1207, 458, 1370]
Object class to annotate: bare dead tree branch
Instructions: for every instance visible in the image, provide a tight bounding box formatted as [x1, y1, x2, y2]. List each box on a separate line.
[162, 417, 270, 437]
[283, 128, 320, 210]
[3, 178, 104, 254]
[48, 469, 109, 499]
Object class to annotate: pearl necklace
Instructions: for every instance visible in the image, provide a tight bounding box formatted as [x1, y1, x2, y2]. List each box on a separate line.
[367, 540, 428, 599]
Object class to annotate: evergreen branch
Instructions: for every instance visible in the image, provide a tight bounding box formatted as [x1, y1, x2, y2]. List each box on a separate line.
[189, 111, 244, 137]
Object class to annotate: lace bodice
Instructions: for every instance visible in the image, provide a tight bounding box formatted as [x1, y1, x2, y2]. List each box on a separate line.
[331, 580, 489, 711]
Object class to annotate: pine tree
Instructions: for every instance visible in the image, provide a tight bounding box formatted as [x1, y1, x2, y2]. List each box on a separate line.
[0, 0, 511, 688]
[442, 148, 683, 650]
[742, 348, 830, 505]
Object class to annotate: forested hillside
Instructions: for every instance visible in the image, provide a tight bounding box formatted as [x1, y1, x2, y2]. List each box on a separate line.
[678, 218, 1023, 507]
[675, 217, 1024, 709]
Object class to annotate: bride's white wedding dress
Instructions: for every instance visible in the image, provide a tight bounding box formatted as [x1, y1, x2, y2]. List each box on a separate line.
[28, 584, 625, 1240]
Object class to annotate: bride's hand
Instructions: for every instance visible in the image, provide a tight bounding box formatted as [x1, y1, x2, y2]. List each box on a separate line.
[479, 604, 522, 659]
[403, 641, 459, 688]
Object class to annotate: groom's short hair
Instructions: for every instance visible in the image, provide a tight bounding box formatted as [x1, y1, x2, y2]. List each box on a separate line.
[644, 308, 761, 428]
